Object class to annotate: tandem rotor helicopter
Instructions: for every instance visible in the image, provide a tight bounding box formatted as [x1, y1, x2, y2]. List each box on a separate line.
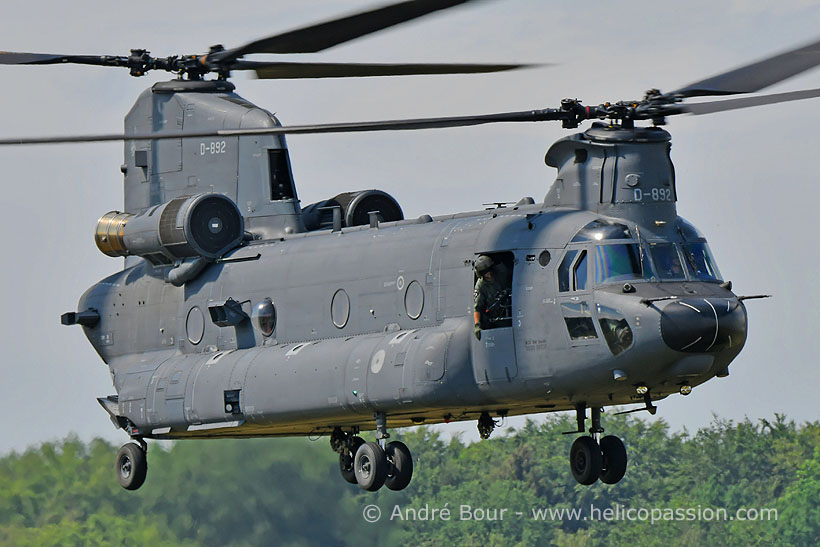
[2, 0, 820, 492]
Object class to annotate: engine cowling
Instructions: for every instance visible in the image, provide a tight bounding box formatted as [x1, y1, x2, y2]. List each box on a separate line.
[301, 190, 403, 231]
[95, 193, 244, 265]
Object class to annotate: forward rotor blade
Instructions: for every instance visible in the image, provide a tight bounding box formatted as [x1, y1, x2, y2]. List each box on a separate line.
[239, 60, 537, 79]
[0, 51, 121, 67]
[680, 87, 820, 115]
[670, 36, 820, 97]
[0, 51, 69, 64]
[216, 0, 479, 63]
[0, 108, 560, 146]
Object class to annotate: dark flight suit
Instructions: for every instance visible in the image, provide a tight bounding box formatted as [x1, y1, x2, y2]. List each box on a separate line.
[474, 263, 511, 329]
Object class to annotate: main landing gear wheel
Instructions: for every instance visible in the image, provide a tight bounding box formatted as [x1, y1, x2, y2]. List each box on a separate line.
[567, 406, 628, 485]
[384, 440, 413, 491]
[116, 442, 147, 490]
[599, 435, 628, 485]
[570, 436, 601, 486]
[339, 435, 365, 485]
[354, 442, 388, 491]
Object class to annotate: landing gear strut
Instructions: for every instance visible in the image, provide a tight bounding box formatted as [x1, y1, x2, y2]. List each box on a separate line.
[116, 438, 147, 490]
[332, 428, 365, 485]
[567, 405, 627, 485]
[331, 413, 414, 492]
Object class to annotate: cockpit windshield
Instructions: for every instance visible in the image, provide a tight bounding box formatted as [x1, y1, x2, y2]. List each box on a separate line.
[594, 244, 649, 284]
[682, 242, 722, 281]
[649, 243, 685, 280]
[562, 218, 722, 287]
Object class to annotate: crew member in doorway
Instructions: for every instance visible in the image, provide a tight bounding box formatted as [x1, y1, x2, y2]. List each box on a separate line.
[473, 255, 512, 340]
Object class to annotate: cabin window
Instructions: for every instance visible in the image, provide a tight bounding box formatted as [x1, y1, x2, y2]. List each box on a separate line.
[561, 301, 597, 340]
[558, 250, 577, 292]
[573, 250, 588, 291]
[268, 149, 296, 201]
[597, 304, 633, 355]
[558, 249, 589, 292]
[252, 298, 276, 337]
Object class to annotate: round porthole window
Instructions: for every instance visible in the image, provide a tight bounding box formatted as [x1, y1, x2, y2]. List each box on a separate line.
[186, 306, 205, 345]
[331, 289, 350, 328]
[539, 250, 551, 267]
[253, 298, 276, 337]
[404, 280, 424, 320]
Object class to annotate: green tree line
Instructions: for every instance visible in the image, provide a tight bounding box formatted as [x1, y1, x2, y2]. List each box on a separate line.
[1, 413, 819, 546]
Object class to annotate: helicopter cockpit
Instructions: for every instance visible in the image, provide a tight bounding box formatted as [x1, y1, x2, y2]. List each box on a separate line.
[555, 217, 726, 356]
[558, 218, 723, 292]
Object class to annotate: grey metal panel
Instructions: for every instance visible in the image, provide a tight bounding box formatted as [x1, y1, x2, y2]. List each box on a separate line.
[123, 88, 155, 213]
[471, 327, 517, 384]
[118, 398, 146, 427]
[405, 329, 448, 383]
[363, 335, 410, 406]
[187, 350, 240, 424]
[512, 251, 565, 380]
[473, 208, 596, 253]
[229, 348, 259, 390]
[152, 94, 183, 176]
[121, 321, 478, 432]
[236, 338, 355, 423]
[118, 370, 153, 402]
[166, 365, 190, 399]
[165, 399, 184, 427]
[344, 336, 381, 413]
[544, 135, 607, 210]
[143, 350, 181, 425]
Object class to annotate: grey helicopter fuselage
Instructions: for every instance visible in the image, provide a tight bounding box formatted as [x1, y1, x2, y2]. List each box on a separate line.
[75, 80, 747, 440]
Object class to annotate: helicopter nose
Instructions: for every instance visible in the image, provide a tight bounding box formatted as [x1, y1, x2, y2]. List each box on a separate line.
[660, 298, 747, 353]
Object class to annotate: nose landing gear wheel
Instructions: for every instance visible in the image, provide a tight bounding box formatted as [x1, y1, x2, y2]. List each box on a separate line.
[570, 436, 601, 485]
[339, 435, 365, 485]
[384, 440, 413, 491]
[599, 435, 627, 485]
[116, 442, 147, 490]
[354, 441, 388, 491]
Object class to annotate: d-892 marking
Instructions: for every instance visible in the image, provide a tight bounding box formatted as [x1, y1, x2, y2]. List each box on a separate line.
[200, 141, 227, 155]
[633, 187, 673, 202]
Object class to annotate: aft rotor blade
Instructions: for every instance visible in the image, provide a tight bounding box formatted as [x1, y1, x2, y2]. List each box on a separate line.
[670, 36, 820, 97]
[241, 61, 537, 79]
[679, 87, 820, 115]
[0, 109, 562, 146]
[217, 0, 479, 63]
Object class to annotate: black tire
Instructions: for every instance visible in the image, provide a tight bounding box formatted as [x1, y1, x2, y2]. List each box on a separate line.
[384, 441, 413, 491]
[116, 443, 147, 491]
[339, 436, 365, 484]
[354, 441, 387, 491]
[599, 435, 628, 485]
[570, 436, 601, 485]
